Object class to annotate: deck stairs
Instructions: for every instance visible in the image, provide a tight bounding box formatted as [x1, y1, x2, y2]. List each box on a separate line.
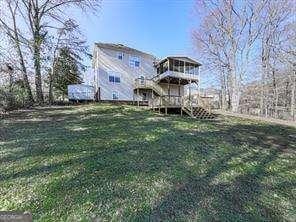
[134, 78, 216, 119]
[182, 106, 216, 119]
[181, 95, 216, 119]
[135, 78, 165, 96]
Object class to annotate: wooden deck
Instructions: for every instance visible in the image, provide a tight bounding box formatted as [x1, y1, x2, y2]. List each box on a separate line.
[148, 95, 216, 119]
[134, 77, 216, 119]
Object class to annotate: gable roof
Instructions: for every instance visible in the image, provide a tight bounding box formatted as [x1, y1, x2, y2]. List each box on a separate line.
[95, 42, 156, 58]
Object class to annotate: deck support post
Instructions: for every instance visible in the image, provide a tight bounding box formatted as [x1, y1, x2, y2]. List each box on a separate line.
[168, 78, 171, 98]
[189, 79, 193, 116]
[151, 89, 154, 110]
[137, 88, 140, 107]
[178, 78, 181, 106]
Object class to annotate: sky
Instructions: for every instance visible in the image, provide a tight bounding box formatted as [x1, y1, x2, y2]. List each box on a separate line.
[77, 0, 199, 60]
[75, 0, 216, 88]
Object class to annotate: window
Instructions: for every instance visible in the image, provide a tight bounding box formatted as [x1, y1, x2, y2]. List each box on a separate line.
[115, 76, 120, 83]
[129, 56, 140, 68]
[117, 52, 124, 60]
[109, 75, 115, 82]
[163, 61, 168, 73]
[179, 61, 184, 73]
[158, 60, 168, 74]
[139, 75, 145, 84]
[109, 73, 121, 83]
[112, 91, 119, 100]
[189, 65, 194, 75]
[171, 60, 185, 73]
[185, 63, 195, 75]
[173, 60, 178, 72]
[193, 66, 199, 75]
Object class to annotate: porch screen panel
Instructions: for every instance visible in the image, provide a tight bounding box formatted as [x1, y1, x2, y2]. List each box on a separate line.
[173, 59, 179, 72]
[179, 61, 184, 73]
[185, 62, 195, 75]
[163, 60, 168, 73]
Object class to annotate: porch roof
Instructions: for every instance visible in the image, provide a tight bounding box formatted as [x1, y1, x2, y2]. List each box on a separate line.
[154, 56, 202, 67]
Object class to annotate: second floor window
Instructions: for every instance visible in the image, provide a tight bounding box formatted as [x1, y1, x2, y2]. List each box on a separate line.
[117, 52, 124, 60]
[109, 75, 121, 83]
[129, 56, 140, 68]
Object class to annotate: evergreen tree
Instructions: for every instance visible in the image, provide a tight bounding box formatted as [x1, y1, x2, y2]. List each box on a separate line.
[53, 47, 83, 96]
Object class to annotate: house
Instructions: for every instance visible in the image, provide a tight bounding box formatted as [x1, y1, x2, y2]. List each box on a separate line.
[91, 42, 215, 118]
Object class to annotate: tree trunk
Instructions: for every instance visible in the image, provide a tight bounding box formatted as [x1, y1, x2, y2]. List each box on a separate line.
[48, 68, 54, 104]
[221, 85, 226, 110]
[10, 4, 34, 104]
[15, 45, 34, 104]
[260, 42, 270, 117]
[220, 70, 227, 110]
[229, 53, 239, 112]
[231, 80, 240, 112]
[291, 69, 296, 120]
[33, 34, 44, 104]
[31, 2, 44, 104]
[272, 68, 278, 118]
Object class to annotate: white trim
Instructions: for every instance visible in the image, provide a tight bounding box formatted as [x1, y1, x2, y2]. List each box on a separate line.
[108, 71, 121, 84]
[129, 55, 140, 68]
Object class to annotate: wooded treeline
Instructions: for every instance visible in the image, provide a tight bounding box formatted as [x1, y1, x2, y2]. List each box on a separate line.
[193, 0, 295, 120]
[0, 0, 100, 110]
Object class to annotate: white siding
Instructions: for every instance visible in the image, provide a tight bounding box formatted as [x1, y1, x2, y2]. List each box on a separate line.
[93, 46, 156, 101]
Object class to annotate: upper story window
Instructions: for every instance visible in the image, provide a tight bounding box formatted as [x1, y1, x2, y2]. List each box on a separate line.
[117, 52, 124, 60]
[109, 73, 121, 83]
[129, 56, 140, 68]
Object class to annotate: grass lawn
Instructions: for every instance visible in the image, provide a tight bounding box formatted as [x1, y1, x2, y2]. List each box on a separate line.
[0, 104, 295, 221]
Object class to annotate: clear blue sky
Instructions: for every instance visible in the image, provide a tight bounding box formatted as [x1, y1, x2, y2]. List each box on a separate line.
[77, 0, 199, 59]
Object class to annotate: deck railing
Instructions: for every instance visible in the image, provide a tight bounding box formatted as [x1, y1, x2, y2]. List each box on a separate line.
[152, 71, 199, 82]
[134, 78, 166, 96]
[134, 77, 211, 115]
[149, 95, 182, 108]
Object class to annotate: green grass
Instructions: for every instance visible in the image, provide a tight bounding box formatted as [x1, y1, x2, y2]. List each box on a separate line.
[0, 104, 295, 221]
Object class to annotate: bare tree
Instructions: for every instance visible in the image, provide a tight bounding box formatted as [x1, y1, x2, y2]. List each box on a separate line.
[1, 0, 100, 104]
[259, 0, 293, 117]
[0, 1, 34, 104]
[193, 0, 266, 112]
[21, 0, 100, 103]
[193, 0, 295, 121]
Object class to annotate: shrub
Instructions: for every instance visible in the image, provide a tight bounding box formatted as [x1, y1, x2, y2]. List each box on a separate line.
[0, 84, 30, 111]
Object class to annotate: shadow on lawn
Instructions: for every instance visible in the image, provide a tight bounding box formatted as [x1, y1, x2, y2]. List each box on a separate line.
[133, 149, 286, 221]
[129, 121, 295, 221]
[1, 105, 295, 221]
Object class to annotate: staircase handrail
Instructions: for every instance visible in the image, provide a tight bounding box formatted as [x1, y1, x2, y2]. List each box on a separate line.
[182, 94, 212, 114]
[134, 78, 166, 96]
